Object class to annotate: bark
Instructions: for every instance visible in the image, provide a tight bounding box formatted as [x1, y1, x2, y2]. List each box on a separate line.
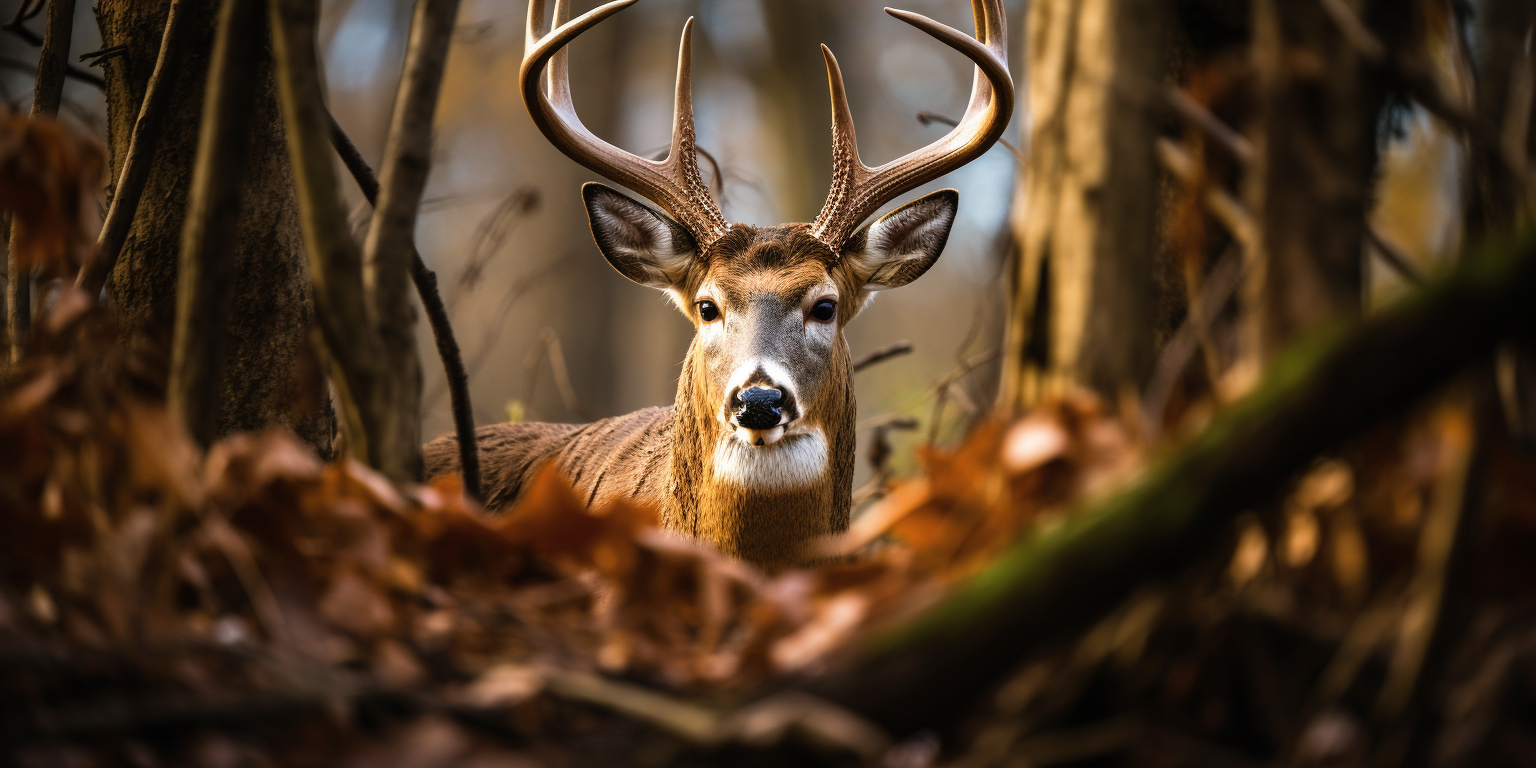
[95, 0, 332, 453]
[1242, 0, 1399, 359]
[168, 0, 263, 448]
[812, 230, 1536, 734]
[78, 0, 191, 297]
[8, 0, 75, 361]
[360, 0, 460, 483]
[999, 0, 1169, 410]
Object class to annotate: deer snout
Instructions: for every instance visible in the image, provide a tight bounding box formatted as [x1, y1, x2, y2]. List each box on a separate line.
[729, 386, 796, 446]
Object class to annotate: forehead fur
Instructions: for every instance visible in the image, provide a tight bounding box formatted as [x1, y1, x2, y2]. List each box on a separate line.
[695, 223, 850, 301]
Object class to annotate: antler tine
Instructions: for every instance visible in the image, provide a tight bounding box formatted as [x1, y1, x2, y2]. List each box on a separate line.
[521, 1, 730, 245]
[811, 0, 1014, 251]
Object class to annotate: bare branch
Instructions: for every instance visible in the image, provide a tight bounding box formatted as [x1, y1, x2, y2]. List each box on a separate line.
[1163, 86, 1255, 165]
[327, 112, 482, 503]
[78, 0, 193, 297]
[1365, 225, 1425, 285]
[853, 341, 915, 373]
[168, 0, 263, 447]
[1155, 138, 1257, 247]
[360, 0, 462, 483]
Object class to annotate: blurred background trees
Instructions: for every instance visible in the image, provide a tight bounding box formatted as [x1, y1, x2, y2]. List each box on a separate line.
[0, 0, 1493, 485]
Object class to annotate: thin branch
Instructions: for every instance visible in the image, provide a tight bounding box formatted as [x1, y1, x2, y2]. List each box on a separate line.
[269, 0, 381, 465]
[1156, 137, 1257, 247]
[1141, 244, 1247, 438]
[917, 111, 1026, 165]
[0, 56, 103, 89]
[327, 112, 481, 503]
[1, 0, 44, 47]
[78, 0, 192, 297]
[168, 0, 263, 447]
[1366, 225, 1425, 285]
[9, 0, 76, 362]
[853, 341, 915, 372]
[360, 0, 462, 483]
[1164, 86, 1256, 165]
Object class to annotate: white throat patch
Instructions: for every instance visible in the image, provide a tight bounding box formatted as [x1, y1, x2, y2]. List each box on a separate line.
[712, 429, 828, 491]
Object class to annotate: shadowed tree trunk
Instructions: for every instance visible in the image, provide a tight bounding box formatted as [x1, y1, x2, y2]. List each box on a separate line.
[1464, 0, 1534, 239]
[1464, 0, 1536, 445]
[1242, 0, 1401, 360]
[999, 0, 1170, 411]
[96, 0, 332, 452]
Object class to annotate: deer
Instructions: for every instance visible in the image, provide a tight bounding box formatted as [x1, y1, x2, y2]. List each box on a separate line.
[424, 0, 1013, 570]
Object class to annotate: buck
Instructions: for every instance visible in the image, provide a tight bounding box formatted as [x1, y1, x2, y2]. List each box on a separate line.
[425, 0, 1013, 569]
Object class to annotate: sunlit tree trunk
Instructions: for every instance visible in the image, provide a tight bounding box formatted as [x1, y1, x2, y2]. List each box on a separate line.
[95, 0, 332, 451]
[999, 0, 1170, 411]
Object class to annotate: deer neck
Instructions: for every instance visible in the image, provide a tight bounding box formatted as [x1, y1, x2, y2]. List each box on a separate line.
[663, 339, 856, 571]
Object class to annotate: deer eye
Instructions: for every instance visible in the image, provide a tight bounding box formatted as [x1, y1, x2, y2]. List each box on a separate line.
[810, 299, 837, 323]
[696, 300, 720, 322]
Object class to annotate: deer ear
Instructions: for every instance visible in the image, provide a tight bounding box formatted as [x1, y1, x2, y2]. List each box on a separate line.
[583, 182, 699, 289]
[840, 189, 957, 291]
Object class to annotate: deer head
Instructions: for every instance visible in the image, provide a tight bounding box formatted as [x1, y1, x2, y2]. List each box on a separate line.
[522, 0, 1011, 564]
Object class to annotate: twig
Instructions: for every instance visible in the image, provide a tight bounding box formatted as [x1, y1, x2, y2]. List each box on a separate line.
[327, 112, 482, 503]
[77, 44, 128, 67]
[918, 111, 1026, 165]
[360, 0, 462, 483]
[0, 55, 103, 89]
[1165, 86, 1256, 165]
[926, 352, 1001, 445]
[523, 328, 586, 421]
[1365, 225, 1425, 285]
[1141, 245, 1247, 438]
[456, 187, 539, 296]
[1375, 399, 1477, 722]
[1156, 138, 1257, 247]
[78, 0, 192, 297]
[853, 340, 914, 372]
[168, 0, 263, 448]
[8, 0, 75, 362]
[1, 0, 44, 46]
[269, 0, 382, 465]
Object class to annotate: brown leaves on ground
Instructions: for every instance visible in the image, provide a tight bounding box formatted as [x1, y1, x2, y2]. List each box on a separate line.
[0, 278, 1148, 764]
[0, 113, 106, 276]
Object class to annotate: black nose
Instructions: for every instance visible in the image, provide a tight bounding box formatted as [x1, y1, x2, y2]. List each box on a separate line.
[733, 387, 785, 430]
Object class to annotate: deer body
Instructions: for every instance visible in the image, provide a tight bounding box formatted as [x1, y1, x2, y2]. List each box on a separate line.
[425, 0, 1012, 569]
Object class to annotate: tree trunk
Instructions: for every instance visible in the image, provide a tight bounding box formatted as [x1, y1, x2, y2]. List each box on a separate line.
[96, 0, 332, 453]
[1464, 0, 1536, 446]
[1242, 0, 1399, 359]
[999, 0, 1169, 411]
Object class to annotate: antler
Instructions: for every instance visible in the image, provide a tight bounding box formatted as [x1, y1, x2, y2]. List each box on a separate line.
[522, 0, 730, 245]
[811, 0, 1014, 251]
